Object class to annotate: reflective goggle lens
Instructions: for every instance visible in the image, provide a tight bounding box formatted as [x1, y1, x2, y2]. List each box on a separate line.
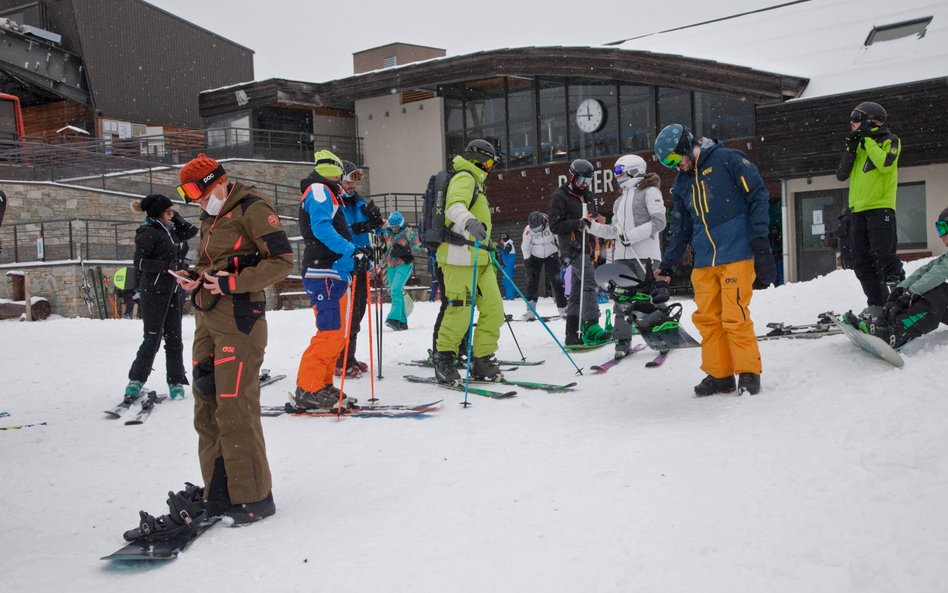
[661, 152, 684, 168]
[343, 169, 364, 182]
[850, 110, 865, 123]
[176, 181, 204, 202]
[936, 219, 948, 237]
[613, 164, 625, 176]
[574, 175, 592, 185]
[483, 158, 496, 171]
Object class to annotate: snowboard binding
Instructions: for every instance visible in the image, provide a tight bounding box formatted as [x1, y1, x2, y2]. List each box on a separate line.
[123, 482, 208, 542]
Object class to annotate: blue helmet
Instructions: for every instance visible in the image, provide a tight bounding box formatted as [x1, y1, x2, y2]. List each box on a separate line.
[654, 123, 694, 169]
[388, 211, 404, 228]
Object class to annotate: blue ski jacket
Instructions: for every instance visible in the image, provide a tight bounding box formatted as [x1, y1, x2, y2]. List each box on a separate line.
[660, 140, 770, 270]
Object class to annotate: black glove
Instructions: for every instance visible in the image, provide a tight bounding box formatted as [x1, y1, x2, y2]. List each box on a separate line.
[749, 237, 777, 286]
[352, 246, 373, 274]
[171, 210, 187, 225]
[650, 280, 670, 304]
[464, 219, 488, 242]
[364, 200, 384, 229]
[883, 288, 917, 320]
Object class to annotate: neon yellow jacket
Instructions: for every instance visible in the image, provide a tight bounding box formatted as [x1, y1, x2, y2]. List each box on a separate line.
[837, 128, 901, 213]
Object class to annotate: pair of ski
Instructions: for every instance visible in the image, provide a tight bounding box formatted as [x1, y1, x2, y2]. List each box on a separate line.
[588, 345, 671, 373]
[402, 374, 578, 398]
[261, 398, 444, 418]
[104, 390, 167, 425]
[757, 318, 841, 340]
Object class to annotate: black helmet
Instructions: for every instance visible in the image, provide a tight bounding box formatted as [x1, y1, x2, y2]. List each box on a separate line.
[527, 211, 547, 230]
[464, 139, 498, 171]
[568, 159, 594, 186]
[851, 102, 887, 125]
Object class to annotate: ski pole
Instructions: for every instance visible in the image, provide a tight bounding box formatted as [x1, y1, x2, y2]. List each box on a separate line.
[490, 251, 583, 375]
[504, 314, 526, 361]
[364, 270, 378, 402]
[462, 240, 480, 408]
[337, 280, 357, 417]
[578, 227, 586, 341]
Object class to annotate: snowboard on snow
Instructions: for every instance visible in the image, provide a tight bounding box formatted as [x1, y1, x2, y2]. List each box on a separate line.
[828, 314, 904, 368]
[101, 517, 220, 561]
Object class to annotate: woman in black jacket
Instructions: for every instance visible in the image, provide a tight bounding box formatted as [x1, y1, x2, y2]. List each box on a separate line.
[123, 194, 198, 401]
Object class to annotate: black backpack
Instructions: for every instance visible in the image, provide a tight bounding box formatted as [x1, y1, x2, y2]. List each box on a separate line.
[418, 169, 478, 251]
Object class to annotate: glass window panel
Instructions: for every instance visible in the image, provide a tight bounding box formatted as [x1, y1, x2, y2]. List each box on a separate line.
[464, 78, 506, 165]
[538, 80, 568, 163]
[507, 79, 536, 168]
[658, 87, 692, 130]
[444, 95, 464, 134]
[619, 85, 654, 152]
[568, 83, 619, 160]
[694, 92, 755, 139]
[896, 182, 927, 249]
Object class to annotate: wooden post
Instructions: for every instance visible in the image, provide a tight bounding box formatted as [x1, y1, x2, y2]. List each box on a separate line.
[23, 270, 32, 322]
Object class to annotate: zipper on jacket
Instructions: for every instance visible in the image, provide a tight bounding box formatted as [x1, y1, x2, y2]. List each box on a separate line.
[692, 158, 718, 266]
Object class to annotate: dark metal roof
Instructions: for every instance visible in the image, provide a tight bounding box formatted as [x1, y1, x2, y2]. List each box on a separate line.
[199, 46, 809, 117]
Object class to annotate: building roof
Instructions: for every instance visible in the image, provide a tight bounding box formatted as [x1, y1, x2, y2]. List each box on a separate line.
[609, 0, 948, 100]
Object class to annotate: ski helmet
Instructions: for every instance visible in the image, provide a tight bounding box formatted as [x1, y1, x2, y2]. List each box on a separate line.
[851, 102, 887, 125]
[568, 159, 594, 187]
[936, 206, 948, 237]
[613, 154, 647, 188]
[341, 160, 364, 182]
[527, 211, 548, 231]
[388, 211, 404, 228]
[654, 124, 694, 169]
[464, 139, 499, 172]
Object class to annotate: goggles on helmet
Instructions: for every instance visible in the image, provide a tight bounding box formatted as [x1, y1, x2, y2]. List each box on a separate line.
[176, 165, 226, 202]
[936, 219, 948, 238]
[614, 163, 643, 178]
[573, 175, 592, 186]
[660, 152, 684, 168]
[343, 168, 364, 183]
[849, 110, 866, 123]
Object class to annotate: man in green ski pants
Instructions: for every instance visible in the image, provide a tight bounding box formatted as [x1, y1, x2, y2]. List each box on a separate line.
[431, 140, 505, 385]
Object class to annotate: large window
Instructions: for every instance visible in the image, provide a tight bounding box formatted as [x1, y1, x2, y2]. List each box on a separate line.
[619, 85, 654, 152]
[443, 93, 465, 165]
[507, 78, 536, 167]
[538, 80, 568, 163]
[568, 83, 619, 160]
[465, 78, 506, 163]
[695, 92, 755, 139]
[658, 87, 693, 130]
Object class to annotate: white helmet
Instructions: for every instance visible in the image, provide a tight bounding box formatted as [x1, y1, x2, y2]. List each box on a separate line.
[613, 154, 647, 189]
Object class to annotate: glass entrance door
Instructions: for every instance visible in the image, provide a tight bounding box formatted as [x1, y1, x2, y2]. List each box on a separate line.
[795, 188, 847, 282]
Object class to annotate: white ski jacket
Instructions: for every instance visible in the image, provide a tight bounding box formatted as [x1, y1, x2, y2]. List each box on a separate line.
[587, 173, 666, 263]
[521, 224, 559, 260]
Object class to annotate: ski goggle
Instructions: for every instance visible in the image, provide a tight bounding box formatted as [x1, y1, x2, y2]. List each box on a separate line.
[343, 169, 364, 182]
[850, 110, 866, 123]
[613, 164, 644, 178]
[176, 165, 226, 202]
[936, 219, 948, 237]
[660, 152, 684, 168]
[573, 175, 592, 186]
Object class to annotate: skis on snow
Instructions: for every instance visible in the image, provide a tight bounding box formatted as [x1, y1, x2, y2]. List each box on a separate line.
[589, 344, 647, 373]
[261, 399, 443, 418]
[105, 390, 165, 422]
[124, 392, 167, 425]
[402, 375, 517, 399]
[645, 350, 671, 368]
[259, 369, 287, 388]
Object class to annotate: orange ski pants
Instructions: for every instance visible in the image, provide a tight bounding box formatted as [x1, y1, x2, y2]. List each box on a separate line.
[297, 276, 351, 393]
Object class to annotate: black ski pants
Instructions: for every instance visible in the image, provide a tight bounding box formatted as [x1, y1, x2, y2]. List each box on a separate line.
[127, 288, 188, 385]
[336, 270, 369, 367]
[850, 208, 904, 307]
[889, 283, 948, 347]
[524, 255, 567, 307]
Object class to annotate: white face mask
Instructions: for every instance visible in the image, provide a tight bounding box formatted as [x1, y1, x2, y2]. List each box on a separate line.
[618, 175, 644, 190]
[204, 195, 226, 215]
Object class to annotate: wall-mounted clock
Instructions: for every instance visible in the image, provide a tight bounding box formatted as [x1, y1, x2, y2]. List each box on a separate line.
[576, 98, 605, 133]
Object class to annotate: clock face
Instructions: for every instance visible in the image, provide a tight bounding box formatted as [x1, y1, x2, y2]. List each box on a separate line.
[576, 98, 605, 133]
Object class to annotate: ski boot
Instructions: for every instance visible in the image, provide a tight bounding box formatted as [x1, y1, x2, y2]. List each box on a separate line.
[432, 351, 461, 385]
[581, 321, 613, 345]
[293, 385, 357, 410]
[385, 319, 401, 331]
[224, 491, 276, 526]
[472, 354, 503, 381]
[334, 364, 364, 379]
[694, 374, 737, 397]
[565, 315, 582, 346]
[614, 339, 632, 360]
[522, 301, 537, 321]
[123, 482, 208, 542]
[351, 358, 369, 373]
[124, 380, 144, 399]
[169, 383, 186, 400]
[738, 373, 761, 395]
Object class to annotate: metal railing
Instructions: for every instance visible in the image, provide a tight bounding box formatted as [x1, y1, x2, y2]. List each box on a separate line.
[0, 218, 144, 263]
[363, 193, 424, 223]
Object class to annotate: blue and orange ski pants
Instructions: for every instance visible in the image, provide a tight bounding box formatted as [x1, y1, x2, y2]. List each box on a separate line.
[297, 276, 351, 393]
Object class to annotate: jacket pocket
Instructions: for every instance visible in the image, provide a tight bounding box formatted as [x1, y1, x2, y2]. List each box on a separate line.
[232, 294, 266, 335]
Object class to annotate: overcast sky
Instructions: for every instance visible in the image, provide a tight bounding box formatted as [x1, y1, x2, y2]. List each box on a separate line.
[146, 0, 786, 83]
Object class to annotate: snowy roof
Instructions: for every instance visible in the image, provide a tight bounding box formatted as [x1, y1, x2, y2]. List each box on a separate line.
[609, 0, 948, 100]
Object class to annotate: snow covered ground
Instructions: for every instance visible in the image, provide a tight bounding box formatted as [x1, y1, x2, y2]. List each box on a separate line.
[2, 263, 946, 593]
